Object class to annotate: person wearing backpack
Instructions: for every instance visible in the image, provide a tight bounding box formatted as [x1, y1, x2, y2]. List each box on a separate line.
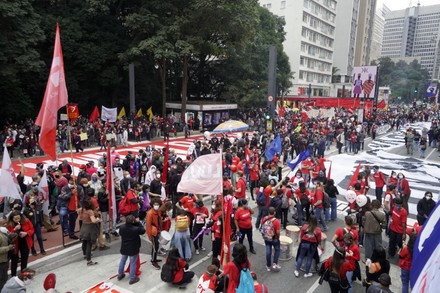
[261, 207, 281, 272]
[323, 247, 355, 293]
[294, 215, 322, 278]
[280, 181, 290, 229]
[116, 215, 146, 285]
[223, 243, 253, 293]
[235, 199, 256, 254]
[162, 247, 194, 286]
[294, 182, 311, 226]
[173, 210, 192, 261]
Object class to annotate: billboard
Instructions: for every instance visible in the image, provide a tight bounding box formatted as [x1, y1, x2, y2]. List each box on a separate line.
[351, 66, 378, 98]
[426, 83, 437, 98]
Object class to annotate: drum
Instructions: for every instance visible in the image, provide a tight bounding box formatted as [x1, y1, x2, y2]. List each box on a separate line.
[158, 231, 171, 245]
[286, 225, 300, 244]
[279, 235, 293, 261]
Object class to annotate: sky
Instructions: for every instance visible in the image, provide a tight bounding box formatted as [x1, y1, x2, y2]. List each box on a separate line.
[381, 0, 440, 11]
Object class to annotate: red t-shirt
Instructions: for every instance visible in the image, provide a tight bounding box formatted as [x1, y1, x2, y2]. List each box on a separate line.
[235, 208, 252, 229]
[373, 171, 386, 188]
[235, 178, 247, 199]
[223, 179, 232, 190]
[249, 166, 260, 181]
[263, 186, 274, 207]
[224, 260, 251, 293]
[255, 284, 269, 293]
[125, 189, 139, 212]
[390, 207, 408, 234]
[300, 224, 322, 243]
[301, 160, 313, 175]
[191, 206, 209, 224]
[180, 196, 195, 211]
[295, 189, 310, 203]
[334, 227, 358, 247]
[345, 243, 361, 264]
[324, 257, 354, 280]
[312, 189, 324, 209]
[172, 258, 187, 283]
[398, 245, 412, 271]
[211, 211, 223, 238]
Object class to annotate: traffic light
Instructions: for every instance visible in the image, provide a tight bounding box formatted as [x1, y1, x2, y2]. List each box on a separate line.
[265, 115, 270, 120]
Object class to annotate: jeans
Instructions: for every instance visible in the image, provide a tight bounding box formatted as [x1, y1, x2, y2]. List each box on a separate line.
[314, 207, 328, 231]
[297, 204, 310, 226]
[388, 229, 403, 257]
[174, 230, 192, 259]
[61, 139, 68, 152]
[256, 206, 268, 229]
[10, 238, 29, 276]
[238, 227, 254, 251]
[401, 269, 410, 293]
[68, 210, 78, 237]
[265, 239, 280, 267]
[296, 242, 315, 273]
[31, 222, 45, 252]
[330, 197, 337, 221]
[280, 208, 289, 229]
[102, 211, 115, 233]
[346, 271, 354, 293]
[364, 233, 382, 260]
[375, 187, 383, 203]
[325, 207, 330, 221]
[59, 206, 68, 233]
[119, 254, 138, 281]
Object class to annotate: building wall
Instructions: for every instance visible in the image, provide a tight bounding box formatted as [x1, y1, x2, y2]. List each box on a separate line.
[260, 0, 337, 97]
[354, 0, 377, 67]
[370, 4, 391, 62]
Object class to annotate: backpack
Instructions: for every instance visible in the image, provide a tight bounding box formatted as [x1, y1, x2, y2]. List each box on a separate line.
[175, 215, 189, 231]
[118, 196, 131, 216]
[281, 192, 289, 209]
[300, 193, 310, 206]
[323, 191, 331, 209]
[161, 262, 176, 283]
[256, 191, 267, 206]
[259, 216, 276, 241]
[328, 269, 341, 286]
[234, 261, 254, 293]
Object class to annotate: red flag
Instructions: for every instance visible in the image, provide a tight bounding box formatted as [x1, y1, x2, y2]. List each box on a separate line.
[89, 105, 100, 122]
[35, 23, 68, 160]
[327, 161, 332, 180]
[221, 196, 233, 266]
[106, 146, 117, 225]
[67, 103, 79, 120]
[162, 140, 169, 183]
[347, 162, 361, 190]
[377, 99, 386, 109]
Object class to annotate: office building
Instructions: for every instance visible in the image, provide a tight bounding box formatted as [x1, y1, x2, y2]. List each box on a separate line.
[354, 0, 377, 67]
[370, 4, 391, 62]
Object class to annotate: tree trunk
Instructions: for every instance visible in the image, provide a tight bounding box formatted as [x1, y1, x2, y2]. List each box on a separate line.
[181, 55, 189, 125]
[159, 57, 167, 118]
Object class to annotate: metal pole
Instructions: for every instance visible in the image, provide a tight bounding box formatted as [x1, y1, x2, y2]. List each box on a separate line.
[129, 63, 136, 116]
[267, 46, 277, 120]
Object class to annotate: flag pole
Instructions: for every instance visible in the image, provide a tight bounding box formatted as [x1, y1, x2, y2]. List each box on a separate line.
[66, 105, 75, 183]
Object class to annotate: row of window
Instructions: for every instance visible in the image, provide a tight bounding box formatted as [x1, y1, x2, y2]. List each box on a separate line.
[300, 42, 333, 60]
[301, 27, 334, 49]
[302, 11, 335, 36]
[298, 70, 331, 83]
[299, 56, 332, 71]
[303, 0, 336, 23]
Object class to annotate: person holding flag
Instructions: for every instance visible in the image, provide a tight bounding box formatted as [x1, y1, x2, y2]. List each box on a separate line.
[264, 135, 282, 162]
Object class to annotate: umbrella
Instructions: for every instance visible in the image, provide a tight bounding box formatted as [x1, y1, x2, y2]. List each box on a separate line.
[213, 120, 249, 133]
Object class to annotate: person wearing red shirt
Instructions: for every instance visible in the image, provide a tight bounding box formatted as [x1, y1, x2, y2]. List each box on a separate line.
[323, 247, 355, 292]
[251, 271, 268, 293]
[399, 235, 416, 293]
[234, 199, 256, 254]
[397, 173, 411, 213]
[178, 193, 196, 237]
[191, 200, 209, 255]
[223, 243, 251, 293]
[294, 216, 322, 278]
[262, 207, 281, 271]
[234, 171, 247, 199]
[371, 166, 386, 203]
[343, 233, 361, 293]
[196, 264, 218, 293]
[125, 182, 142, 218]
[312, 182, 328, 231]
[209, 202, 223, 260]
[331, 216, 358, 248]
[249, 163, 260, 201]
[223, 176, 232, 191]
[387, 171, 398, 188]
[301, 156, 313, 185]
[388, 197, 407, 257]
[166, 248, 195, 285]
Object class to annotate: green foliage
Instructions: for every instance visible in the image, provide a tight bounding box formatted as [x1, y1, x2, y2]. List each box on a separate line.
[373, 57, 430, 102]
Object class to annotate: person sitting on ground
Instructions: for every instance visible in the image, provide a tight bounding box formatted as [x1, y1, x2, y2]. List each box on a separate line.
[165, 247, 195, 286]
[1, 268, 35, 293]
[251, 271, 269, 293]
[196, 264, 218, 293]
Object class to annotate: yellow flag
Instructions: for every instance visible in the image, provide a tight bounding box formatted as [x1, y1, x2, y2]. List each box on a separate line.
[117, 107, 126, 119]
[135, 108, 143, 118]
[147, 106, 153, 122]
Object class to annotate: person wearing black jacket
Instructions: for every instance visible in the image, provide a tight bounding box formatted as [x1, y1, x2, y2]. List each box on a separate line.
[23, 199, 45, 256]
[117, 215, 146, 285]
[324, 179, 339, 222]
[417, 191, 436, 225]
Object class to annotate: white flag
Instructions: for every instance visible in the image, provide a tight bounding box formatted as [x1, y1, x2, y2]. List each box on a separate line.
[0, 146, 22, 200]
[39, 169, 50, 215]
[101, 106, 117, 122]
[177, 153, 223, 195]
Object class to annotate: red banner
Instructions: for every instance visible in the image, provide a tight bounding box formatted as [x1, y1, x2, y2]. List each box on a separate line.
[67, 103, 79, 120]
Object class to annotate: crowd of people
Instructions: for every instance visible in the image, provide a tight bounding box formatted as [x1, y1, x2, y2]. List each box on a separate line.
[0, 104, 438, 292]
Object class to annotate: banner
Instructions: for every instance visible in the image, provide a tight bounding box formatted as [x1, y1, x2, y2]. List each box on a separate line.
[67, 103, 79, 120]
[80, 133, 88, 141]
[177, 153, 222, 195]
[305, 108, 335, 119]
[0, 146, 22, 199]
[351, 66, 378, 98]
[101, 106, 117, 122]
[426, 83, 437, 98]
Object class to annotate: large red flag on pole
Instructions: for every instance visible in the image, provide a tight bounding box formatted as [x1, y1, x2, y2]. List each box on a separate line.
[89, 106, 100, 122]
[347, 162, 361, 190]
[106, 145, 117, 225]
[35, 23, 68, 160]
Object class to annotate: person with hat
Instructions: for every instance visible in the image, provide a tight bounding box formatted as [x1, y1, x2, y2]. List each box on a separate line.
[77, 165, 91, 183]
[366, 273, 393, 293]
[388, 197, 407, 258]
[86, 161, 97, 177]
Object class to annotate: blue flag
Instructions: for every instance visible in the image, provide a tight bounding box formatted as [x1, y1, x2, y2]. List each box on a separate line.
[287, 149, 310, 170]
[264, 135, 282, 161]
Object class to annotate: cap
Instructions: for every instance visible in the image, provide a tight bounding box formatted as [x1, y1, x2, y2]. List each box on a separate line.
[80, 164, 87, 169]
[378, 273, 391, 286]
[43, 273, 56, 290]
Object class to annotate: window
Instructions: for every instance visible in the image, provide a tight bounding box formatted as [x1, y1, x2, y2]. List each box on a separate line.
[281, 1, 286, 9]
[267, 3, 272, 9]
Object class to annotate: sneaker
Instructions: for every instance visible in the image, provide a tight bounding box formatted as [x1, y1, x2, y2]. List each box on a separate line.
[41, 250, 46, 255]
[266, 266, 271, 272]
[272, 263, 281, 270]
[129, 277, 140, 285]
[195, 249, 200, 255]
[304, 273, 313, 278]
[117, 273, 126, 281]
[87, 261, 98, 266]
[249, 248, 256, 254]
[157, 250, 167, 256]
[294, 270, 299, 277]
[200, 247, 206, 251]
[112, 231, 120, 237]
[151, 262, 161, 270]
